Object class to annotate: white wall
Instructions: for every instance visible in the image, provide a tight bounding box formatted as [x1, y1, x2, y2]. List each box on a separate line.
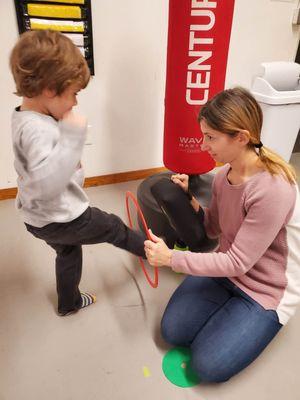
[226, 0, 300, 88]
[0, 0, 299, 189]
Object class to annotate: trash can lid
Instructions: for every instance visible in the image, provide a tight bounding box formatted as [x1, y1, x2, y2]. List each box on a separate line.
[251, 62, 300, 105]
[252, 77, 300, 105]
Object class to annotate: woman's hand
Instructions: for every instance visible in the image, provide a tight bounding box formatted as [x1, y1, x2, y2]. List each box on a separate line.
[171, 174, 189, 193]
[144, 230, 172, 267]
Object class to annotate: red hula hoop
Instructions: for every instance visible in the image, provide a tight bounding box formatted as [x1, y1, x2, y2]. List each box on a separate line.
[125, 191, 159, 288]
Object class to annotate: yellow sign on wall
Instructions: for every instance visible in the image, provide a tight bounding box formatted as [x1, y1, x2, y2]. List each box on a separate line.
[28, 4, 82, 19]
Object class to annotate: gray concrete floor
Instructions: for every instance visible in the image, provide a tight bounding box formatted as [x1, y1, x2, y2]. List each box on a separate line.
[1, 155, 300, 400]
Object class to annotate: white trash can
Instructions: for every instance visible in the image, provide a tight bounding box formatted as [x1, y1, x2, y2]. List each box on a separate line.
[251, 61, 300, 162]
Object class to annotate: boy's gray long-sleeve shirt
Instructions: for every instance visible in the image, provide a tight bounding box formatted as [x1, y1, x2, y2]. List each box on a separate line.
[11, 108, 89, 227]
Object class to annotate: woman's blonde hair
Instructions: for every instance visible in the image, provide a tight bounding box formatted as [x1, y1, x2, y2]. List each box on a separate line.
[10, 30, 90, 97]
[199, 87, 297, 184]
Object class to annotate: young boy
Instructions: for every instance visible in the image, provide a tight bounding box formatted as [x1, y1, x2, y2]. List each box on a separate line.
[10, 30, 145, 316]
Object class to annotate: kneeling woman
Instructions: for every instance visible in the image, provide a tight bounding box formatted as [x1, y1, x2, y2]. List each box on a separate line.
[144, 87, 300, 383]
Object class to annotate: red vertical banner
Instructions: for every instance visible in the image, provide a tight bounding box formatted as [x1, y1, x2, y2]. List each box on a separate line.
[163, 0, 235, 174]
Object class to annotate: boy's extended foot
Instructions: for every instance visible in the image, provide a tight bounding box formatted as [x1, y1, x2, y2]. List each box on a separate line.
[58, 292, 96, 316]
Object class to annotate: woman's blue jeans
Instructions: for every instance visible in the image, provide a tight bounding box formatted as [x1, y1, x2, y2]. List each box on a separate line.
[161, 276, 283, 383]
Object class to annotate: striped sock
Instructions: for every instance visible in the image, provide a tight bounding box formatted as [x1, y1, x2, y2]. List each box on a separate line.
[80, 292, 96, 309]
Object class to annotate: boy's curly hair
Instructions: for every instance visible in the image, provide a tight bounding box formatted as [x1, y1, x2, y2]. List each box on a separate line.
[10, 30, 90, 97]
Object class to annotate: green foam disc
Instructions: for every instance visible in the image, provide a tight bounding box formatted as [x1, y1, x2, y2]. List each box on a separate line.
[162, 347, 200, 388]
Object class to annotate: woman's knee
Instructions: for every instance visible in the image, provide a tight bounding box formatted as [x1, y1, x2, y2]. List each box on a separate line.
[191, 352, 235, 383]
[160, 314, 180, 345]
[161, 313, 189, 346]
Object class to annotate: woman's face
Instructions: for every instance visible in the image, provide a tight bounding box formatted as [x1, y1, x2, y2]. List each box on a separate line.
[200, 119, 242, 165]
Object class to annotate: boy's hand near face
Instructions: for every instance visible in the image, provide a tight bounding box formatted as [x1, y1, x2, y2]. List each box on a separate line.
[62, 110, 87, 130]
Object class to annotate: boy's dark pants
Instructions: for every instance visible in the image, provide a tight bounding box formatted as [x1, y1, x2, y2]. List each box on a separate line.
[25, 206, 146, 314]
